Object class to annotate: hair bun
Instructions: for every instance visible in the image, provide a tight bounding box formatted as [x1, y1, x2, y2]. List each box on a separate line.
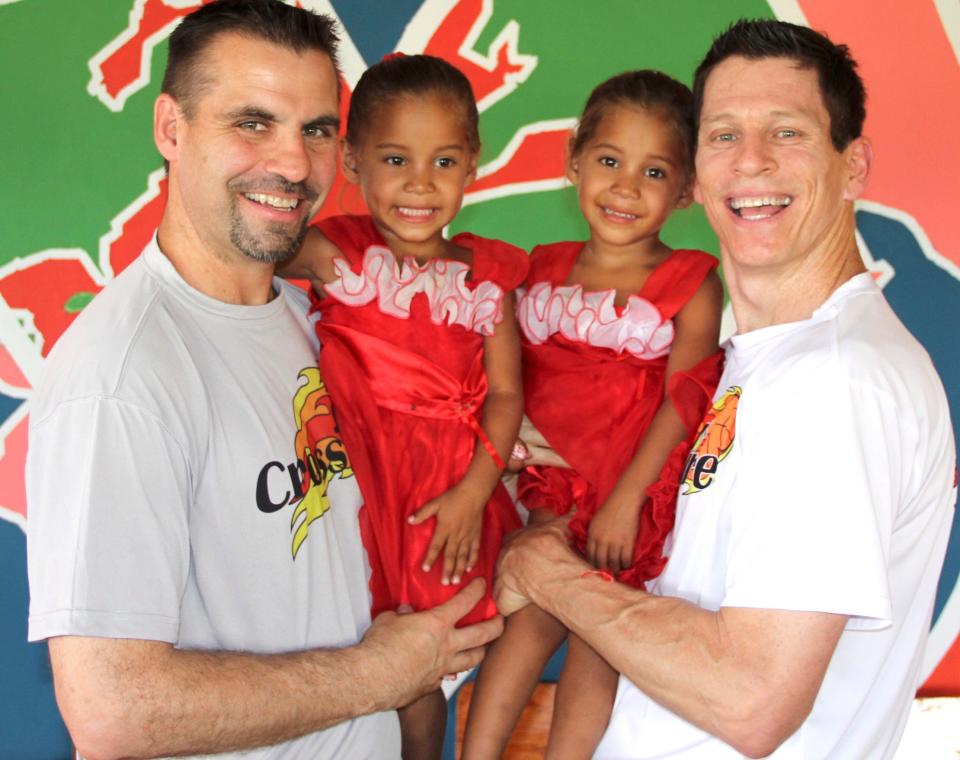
[382, 51, 406, 62]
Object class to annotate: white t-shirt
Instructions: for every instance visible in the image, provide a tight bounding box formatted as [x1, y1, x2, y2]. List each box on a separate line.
[27, 237, 400, 759]
[597, 274, 956, 759]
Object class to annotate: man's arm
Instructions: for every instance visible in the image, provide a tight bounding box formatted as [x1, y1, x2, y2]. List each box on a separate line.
[495, 524, 845, 758]
[52, 578, 501, 760]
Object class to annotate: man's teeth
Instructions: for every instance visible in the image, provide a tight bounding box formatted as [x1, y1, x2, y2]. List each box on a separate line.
[603, 207, 637, 220]
[245, 193, 299, 210]
[398, 207, 434, 217]
[729, 196, 792, 210]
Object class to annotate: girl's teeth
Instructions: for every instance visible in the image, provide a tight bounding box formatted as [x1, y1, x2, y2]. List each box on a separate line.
[604, 207, 636, 220]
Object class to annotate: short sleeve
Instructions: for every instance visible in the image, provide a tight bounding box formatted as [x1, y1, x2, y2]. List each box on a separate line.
[455, 233, 530, 291]
[27, 397, 192, 643]
[721, 369, 897, 629]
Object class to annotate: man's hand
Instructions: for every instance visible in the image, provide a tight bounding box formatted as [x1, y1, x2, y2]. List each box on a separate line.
[494, 518, 578, 616]
[518, 416, 571, 468]
[357, 578, 504, 707]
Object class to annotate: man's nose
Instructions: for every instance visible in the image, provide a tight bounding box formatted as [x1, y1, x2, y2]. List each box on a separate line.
[264, 131, 311, 184]
[732, 133, 776, 176]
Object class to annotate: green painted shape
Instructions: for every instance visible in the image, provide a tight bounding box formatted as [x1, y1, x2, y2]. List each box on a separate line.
[65, 291, 96, 312]
[0, 0, 167, 269]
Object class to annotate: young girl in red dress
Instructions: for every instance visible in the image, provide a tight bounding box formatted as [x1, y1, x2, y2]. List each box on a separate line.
[462, 71, 724, 759]
[283, 55, 526, 760]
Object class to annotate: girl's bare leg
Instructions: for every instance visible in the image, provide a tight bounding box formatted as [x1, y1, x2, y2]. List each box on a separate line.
[545, 632, 619, 760]
[461, 602, 567, 759]
[399, 688, 446, 760]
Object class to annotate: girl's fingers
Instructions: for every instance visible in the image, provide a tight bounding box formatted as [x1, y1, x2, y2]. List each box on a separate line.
[423, 531, 446, 572]
[466, 541, 479, 576]
[408, 499, 440, 525]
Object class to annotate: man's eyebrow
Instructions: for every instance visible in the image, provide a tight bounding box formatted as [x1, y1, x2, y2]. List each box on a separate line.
[700, 108, 819, 125]
[226, 107, 276, 122]
[305, 114, 340, 132]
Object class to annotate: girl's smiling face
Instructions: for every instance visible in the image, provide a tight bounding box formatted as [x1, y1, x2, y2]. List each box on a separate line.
[342, 94, 477, 259]
[568, 104, 692, 254]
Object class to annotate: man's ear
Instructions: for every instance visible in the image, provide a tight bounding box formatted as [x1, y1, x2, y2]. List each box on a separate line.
[154, 93, 181, 162]
[341, 140, 361, 185]
[842, 136, 872, 201]
[692, 175, 704, 206]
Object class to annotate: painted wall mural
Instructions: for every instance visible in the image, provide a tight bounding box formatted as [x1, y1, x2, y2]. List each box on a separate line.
[0, 1, 956, 755]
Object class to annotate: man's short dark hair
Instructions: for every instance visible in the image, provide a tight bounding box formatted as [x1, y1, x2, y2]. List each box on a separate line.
[692, 19, 866, 151]
[161, 0, 340, 117]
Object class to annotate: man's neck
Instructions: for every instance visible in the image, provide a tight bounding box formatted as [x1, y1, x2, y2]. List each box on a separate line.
[156, 214, 277, 307]
[725, 238, 866, 333]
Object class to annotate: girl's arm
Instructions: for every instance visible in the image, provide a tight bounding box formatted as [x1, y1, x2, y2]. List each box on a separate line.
[274, 225, 340, 287]
[410, 291, 524, 586]
[587, 270, 724, 572]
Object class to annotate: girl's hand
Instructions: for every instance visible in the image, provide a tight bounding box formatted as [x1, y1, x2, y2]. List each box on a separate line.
[586, 492, 643, 572]
[408, 485, 486, 586]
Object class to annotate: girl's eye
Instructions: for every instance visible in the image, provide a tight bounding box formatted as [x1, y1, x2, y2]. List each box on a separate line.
[599, 156, 618, 168]
[385, 155, 406, 166]
[645, 167, 666, 179]
[435, 157, 456, 168]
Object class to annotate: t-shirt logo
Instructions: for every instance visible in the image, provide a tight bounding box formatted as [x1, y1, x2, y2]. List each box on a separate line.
[682, 386, 740, 495]
[254, 368, 354, 559]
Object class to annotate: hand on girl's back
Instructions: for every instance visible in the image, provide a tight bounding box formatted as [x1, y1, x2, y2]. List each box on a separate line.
[408, 484, 486, 585]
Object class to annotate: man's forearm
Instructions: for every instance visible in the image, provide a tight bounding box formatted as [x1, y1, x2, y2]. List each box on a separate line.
[50, 636, 400, 759]
[499, 529, 844, 757]
[52, 579, 501, 760]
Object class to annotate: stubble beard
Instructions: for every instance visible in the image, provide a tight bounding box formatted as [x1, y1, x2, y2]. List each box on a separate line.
[228, 205, 310, 265]
[227, 177, 319, 265]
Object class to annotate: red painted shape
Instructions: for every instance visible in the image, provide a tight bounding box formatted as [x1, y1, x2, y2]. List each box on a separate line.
[0, 260, 103, 358]
[109, 178, 168, 274]
[0, 346, 30, 391]
[468, 129, 570, 195]
[423, 0, 527, 104]
[919, 634, 960, 697]
[799, 0, 960, 266]
[0, 415, 27, 520]
[98, 0, 207, 100]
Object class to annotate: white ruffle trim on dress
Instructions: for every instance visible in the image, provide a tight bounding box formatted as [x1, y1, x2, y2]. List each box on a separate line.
[324, 244, 505, 336]
[517, 282, 674, 359]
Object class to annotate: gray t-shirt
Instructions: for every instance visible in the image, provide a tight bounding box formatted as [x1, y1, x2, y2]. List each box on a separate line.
[27, 236, 400, 758]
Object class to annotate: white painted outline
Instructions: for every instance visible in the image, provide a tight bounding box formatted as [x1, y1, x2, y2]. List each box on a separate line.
[397, 0, 537, 112]
[934, 0, 960, 65]
[87, 0, 191, 112]
[299, 0, 368, 87]
[767, 0, 810, 26]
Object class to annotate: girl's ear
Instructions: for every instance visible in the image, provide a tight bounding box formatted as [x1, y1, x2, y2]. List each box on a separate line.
[341, 139, 361, 185]
[464, 153, 478, 187]
[675, 179, 694, 210]
[565, 134, 580, 186]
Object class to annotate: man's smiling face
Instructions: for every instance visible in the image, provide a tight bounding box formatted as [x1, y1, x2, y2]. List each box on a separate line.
[170, 31, 340, 266]
[694, 55, 866, 276]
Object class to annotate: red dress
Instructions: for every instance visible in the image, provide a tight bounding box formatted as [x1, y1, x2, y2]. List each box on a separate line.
[309, 215, 527, 625]
[516, 242, 722, 587]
